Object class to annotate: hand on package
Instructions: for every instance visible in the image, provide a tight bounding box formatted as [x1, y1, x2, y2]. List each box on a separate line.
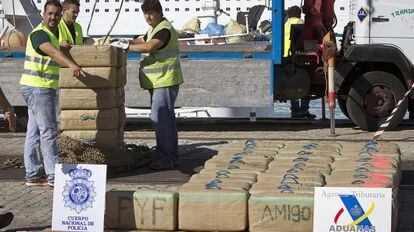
[70, 64, 87, 78]
[109, 37, 130, 50]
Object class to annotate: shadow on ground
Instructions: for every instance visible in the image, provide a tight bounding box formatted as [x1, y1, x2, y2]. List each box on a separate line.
[108, 141, 227, 184]
[5, 226, 49, 232]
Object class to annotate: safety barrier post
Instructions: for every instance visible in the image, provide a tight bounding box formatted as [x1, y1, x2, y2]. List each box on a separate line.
[328, 53, 335, 135]
[323, 33, 337, 135]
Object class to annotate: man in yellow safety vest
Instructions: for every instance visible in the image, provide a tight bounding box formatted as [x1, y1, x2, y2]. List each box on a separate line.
[20, 0, 85, 187]
[58, 0, 83, 47]
[285, 6, 317, 119]
[110, 0, 183, 170]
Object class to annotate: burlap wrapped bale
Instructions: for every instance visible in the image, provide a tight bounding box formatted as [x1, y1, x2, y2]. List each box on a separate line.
[199, 168, 262, 175]
[192, 171, 257, 180]
[325, 175, 395, 186]
[181, 182, 252, 192]
[217, 150, 278, 158]
[62, 129, 123, 148]
[117, 66, 127, 87]
[251, 140, 284, 148]
[60, 108, 120, 130]
[334, 154, 400, 165]
[203, 162, 267, 172]
[326, 181, 394, 188]
[249, 192, 314, 232]
[117, 88, 126, 105]
[211, 153, 274, 162]
[256, 172, 325, 186]
[118, 105, 126, 128]
[60, 88, 124, 110]
[249, 184, 315, 194]
[118, 49, 127, 67]
[282, 142, 342, 152]
[339, 141, 399, 151]
[66, 45, 119, 67]
[179, 187, 248, 231]
[221, 140, 284, 149]
[266, 163, 332, 176]
[188, 175, 256, 185]
[215, 151, 275, 161]
[118, 126, 125, 147]
[204, 159, 269, 169]
[277, 151, 338, 160]
[105, 188, 178, 231]
[331, 161, 397, 170]
[268, 161, 331, 171]
[59, 67, 120, 88]
[331, 165, 398, 175]
[105, 191, 136, 229]
[274, 155, 334, 163]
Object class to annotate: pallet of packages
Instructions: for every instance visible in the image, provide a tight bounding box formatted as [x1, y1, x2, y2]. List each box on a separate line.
[59, 45, 127, 149]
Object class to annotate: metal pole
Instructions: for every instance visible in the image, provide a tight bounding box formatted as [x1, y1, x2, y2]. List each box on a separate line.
[12, 0, 16, 28]
[321, 96, 326, 120]
[245, 14, 249, 34]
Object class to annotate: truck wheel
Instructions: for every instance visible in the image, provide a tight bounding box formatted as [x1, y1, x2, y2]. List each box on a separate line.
[346, 71, 407, 132]
[337, 95, 349, 119]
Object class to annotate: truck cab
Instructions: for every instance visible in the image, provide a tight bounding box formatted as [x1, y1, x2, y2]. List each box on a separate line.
[335, 0, 414, 131]
[276, 0, 414, 131]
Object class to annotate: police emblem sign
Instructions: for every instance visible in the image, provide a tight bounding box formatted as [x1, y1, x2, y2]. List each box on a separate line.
[52, 164, 107, 231]
[313, 187, 392, 232]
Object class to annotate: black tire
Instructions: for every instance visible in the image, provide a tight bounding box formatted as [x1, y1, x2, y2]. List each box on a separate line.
[346, 71, 407, 131]
[337, 95, 350, 119]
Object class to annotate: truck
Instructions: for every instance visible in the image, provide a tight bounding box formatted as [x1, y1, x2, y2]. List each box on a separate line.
[275, 0, 414, 131]
[0, 0, 413, 132]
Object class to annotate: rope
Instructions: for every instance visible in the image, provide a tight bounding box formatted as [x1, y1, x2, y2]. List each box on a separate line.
[373, 82, 414, 140]
[0, 157, 23, 170]
[86, 0, 99, 37]
[102, 0, 125, 44]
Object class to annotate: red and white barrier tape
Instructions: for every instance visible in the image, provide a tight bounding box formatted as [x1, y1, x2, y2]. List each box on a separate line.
[373, 82, 414, 140]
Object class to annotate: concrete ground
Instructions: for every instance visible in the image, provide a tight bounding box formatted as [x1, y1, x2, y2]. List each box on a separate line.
[0, 119, 413, 231]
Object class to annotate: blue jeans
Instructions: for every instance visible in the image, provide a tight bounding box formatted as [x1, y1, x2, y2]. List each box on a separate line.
[290, 99, 310, 112]
[149, 85, 179, 166]
[21, 86, 59, 182]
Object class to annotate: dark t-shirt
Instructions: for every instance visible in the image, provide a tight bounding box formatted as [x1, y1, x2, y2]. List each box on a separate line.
[66, 22, 77, 43]
[143, 28, 171, 50]
[30, 30, 59, 56]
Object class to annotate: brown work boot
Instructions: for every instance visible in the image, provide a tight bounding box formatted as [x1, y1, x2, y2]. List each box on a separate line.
[25, 177, 48, 186]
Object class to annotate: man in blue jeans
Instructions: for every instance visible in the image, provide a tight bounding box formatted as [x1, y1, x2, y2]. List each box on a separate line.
[111, 0, 183, 170]
[20, 0, 85, 187]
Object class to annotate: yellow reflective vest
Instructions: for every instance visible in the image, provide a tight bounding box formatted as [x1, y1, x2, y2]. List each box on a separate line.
[20, 23, 60, 89]
[139, 19, 184, 89]
[58, 20, 83, 45]
[284, 17, 304, 57]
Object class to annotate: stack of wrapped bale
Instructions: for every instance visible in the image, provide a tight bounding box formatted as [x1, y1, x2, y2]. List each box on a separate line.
[105, 185, 179, 231]
[249, 142, 341, 232]
[178, 140, 283, 231]
[326, 140, 401, 232]
[59, 45, 127, 149]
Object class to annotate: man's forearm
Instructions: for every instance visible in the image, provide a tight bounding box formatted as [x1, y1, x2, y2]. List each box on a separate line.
[130, 37, 145, 45]
[48, 49, 77, 68]
[128, 43, 154, 53]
